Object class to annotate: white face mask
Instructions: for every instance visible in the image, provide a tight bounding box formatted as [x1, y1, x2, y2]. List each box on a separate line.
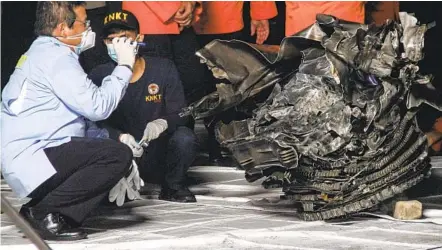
[59, 27, 96, 55]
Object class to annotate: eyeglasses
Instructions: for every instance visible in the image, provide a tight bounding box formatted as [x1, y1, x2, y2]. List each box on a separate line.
[75, 19, 90, 29]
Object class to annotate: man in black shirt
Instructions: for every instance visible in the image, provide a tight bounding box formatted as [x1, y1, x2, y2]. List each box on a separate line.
[89, 10, 198, 203]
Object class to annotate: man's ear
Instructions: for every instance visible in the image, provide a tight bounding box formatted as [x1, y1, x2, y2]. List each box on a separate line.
[54, 22, 70, 37]
[137, 34, 144, 42]
[52, 22, 65, 37]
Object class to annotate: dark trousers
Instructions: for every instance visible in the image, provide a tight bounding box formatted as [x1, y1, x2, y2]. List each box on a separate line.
[137, 126, 198, 190]
[196, 31, 245, 159]
[25, 137, 133, 224]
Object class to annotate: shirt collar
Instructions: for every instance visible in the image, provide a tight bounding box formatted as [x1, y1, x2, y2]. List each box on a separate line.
[37, 36, 77, 56]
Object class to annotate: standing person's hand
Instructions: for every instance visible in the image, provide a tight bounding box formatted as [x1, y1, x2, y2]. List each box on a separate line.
[251, 20, 270, 45]
[174, 1, 196, 29]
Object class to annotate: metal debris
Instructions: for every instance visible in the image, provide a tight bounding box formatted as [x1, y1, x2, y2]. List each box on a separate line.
[185, 13, 440, 220]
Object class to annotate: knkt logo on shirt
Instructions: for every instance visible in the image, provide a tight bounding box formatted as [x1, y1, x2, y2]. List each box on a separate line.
[146, 83, 162, 103]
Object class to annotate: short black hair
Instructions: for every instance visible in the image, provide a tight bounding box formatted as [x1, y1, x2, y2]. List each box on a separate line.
[34, 1, 86, 36]
[102, 24, 137, 38]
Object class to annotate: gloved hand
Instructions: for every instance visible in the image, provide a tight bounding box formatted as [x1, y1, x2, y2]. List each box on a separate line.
[112, 37, 137, 70]
[108, 178, 132, 206]
[108, 160, 145, 206]
[126, 160, 144, 193]
[119, 134, 144, 158]
[142, 119, 168, 142]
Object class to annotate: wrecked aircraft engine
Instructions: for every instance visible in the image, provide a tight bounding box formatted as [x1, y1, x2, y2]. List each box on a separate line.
[182, 13, 441, 220]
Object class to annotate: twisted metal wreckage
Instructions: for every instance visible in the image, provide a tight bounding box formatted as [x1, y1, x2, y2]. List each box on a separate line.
[181, 13, 442, 221]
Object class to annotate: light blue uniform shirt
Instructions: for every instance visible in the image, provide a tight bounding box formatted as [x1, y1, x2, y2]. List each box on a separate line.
[1, 36, 132, 198]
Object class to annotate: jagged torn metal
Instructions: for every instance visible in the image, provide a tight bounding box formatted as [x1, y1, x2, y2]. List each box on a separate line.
[183, 13, 440, 220]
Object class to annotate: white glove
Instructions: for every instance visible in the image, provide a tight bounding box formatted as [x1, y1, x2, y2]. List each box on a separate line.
[108, 160, 145, 206]
[126, 160, 144, 193]
[112, 37, 137, 69]
[108, 178, 131, 206]
[119, 134, 144, 158]
[142, 119, 168, 142]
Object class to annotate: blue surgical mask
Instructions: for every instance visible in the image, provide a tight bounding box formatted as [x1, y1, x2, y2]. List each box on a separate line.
[106, 43, 118, 63]
[105, 35, 141, 63]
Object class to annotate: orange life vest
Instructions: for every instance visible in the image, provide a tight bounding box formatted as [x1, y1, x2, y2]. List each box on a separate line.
[285, 1, 365, 36]
[193, 1, 277, 35]
[122, 1, 202, 35]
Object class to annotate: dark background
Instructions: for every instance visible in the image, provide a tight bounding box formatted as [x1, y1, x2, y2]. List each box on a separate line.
[1, 1, 38, 89]
[1, 1, 441, 91]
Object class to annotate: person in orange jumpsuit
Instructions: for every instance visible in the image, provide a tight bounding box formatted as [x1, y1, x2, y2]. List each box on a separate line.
[285, 1, 365, 36]
[122, 1, 206, 109]
[191, 1, 278, 165]
[193, 1, 278, 45]
[427, 118, 442, 154]
[366, 1, 400, 26]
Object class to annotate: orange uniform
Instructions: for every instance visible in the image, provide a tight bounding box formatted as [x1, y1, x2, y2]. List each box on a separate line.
[435, 117, 442, 134]
[285, 1, 365, 36]
[193, 1, 278, 35]
[122, 1, 202, 35]
[370, 1, 400, 26]
[429, 117, 442, 152]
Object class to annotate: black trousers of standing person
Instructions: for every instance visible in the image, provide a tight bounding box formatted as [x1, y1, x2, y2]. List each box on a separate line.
[196, 31, 245, 161]
[23, 137, 133, 225]
[137, 126, 199, 190]
[138, 28, 207, 129]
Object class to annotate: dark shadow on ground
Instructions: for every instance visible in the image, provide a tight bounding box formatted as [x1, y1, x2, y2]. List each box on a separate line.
[82, 200, 155, 234]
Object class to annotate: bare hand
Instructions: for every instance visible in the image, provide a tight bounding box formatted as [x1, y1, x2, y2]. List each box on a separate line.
[251, 20, 270, 45]
[174, 1, 196, 27]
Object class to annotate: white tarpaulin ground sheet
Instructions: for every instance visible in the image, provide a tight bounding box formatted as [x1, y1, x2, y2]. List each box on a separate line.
[2, 165, 442, 250]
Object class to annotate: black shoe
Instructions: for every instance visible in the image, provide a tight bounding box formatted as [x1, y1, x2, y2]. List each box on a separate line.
[158, 187, 197, 203]
[19, 206, 87, 241]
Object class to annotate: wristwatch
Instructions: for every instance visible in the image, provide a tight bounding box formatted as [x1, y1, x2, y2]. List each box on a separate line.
[120, 64, 133, 72]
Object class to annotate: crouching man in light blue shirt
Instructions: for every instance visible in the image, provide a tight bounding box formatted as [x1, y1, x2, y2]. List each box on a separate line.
[1, 1, 138, 241]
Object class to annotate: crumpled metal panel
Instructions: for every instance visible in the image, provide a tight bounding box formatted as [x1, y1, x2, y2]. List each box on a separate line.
[184, 13, 440, 220]
[180, 39, 299, 120]
[399, 12, 429, 62]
